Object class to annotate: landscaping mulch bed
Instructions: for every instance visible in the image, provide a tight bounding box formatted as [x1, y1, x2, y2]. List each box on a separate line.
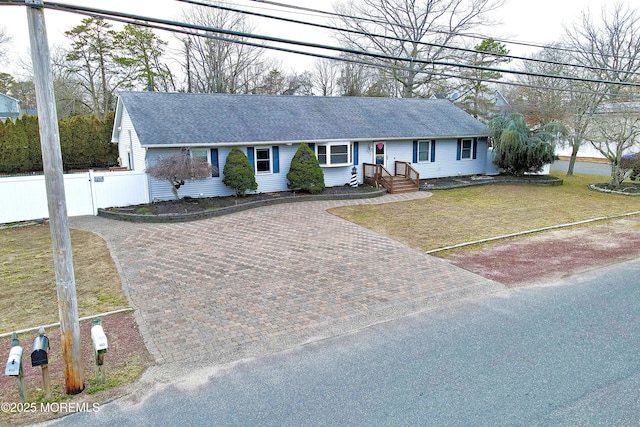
[99, 185, 384, 222]
[590, 182, 640, 195]
[421, 174, 563, 190]
[99, 175, 564, 222]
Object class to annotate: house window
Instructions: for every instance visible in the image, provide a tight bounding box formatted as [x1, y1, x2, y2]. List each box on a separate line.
[191, 148, 208, 162]
[418, 141, 431, 162]
[190, 148, 219, 177]
[316, 143, 351, 167]
[255, 147, 271, 173]
[461, 139, 473, 159]
[317, 145, 327, 165]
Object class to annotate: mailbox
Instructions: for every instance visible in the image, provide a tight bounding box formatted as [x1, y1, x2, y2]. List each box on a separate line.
[91, 324, 108, 352]
[31, 334, 49, 367]
[91, 321, 108, 367]
[5, 345, 23, 377]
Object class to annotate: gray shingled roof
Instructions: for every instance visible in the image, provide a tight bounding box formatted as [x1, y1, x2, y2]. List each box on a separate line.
[118, 91, 487, 146]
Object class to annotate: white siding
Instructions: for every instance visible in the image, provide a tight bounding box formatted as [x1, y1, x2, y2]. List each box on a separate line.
[322, 166, 353, 187]
[148, 145, 303, 201]
[253, 145, 296, 193]
[147, 148, 236, 201]
[356, 139, 488, 180]
[146, 138, 490, 200]
[410, 138, 488, 179]
[387, 142, 414, 168]
[117, 105, 146, 172]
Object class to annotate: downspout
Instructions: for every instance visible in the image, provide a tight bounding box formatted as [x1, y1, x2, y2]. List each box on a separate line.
[128, 130, 134, 170]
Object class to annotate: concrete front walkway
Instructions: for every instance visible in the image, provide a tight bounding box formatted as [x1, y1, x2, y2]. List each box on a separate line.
[70, 192, 504, 368]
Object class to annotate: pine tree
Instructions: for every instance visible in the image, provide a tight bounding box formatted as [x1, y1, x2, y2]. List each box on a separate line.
[287, 143, 325, 193]
[222, 147, 258, 196]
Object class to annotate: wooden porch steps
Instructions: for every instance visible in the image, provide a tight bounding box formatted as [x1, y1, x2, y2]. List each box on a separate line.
[363, 162, 421, 194]
[387, 176, 420, 194]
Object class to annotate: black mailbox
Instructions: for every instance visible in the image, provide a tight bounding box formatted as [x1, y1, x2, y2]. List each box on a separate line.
[31, 335, 49, 367]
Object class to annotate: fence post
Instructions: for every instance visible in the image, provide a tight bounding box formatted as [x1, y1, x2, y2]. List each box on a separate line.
[88, 170, 98, 215]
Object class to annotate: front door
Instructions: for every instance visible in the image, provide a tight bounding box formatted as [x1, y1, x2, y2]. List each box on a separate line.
[375, 141, 385, 167]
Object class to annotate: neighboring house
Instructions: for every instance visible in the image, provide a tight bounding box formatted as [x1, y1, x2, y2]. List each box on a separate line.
[433, 89, 510, 121]
[557, 101, 640, 160]
[0, 93, 20, 122]
[112, 92, 490, 201]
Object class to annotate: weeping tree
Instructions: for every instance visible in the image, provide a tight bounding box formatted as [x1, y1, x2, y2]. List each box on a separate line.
[148, 148, 212, 199]
[489, 113, 565, 175]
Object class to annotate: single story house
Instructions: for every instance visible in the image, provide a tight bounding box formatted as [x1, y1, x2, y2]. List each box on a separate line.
[0, 93, 20, 122]
[111, 92, 491, 201]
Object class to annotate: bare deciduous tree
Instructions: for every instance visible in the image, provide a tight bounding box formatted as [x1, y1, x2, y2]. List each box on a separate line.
[585, 103, 640, 186]
[333, 0, 504, 98]
[565, 3, 640, 101]
[312, 59, 339, 96]
[560, 3, 640, 174]
[0, 25, 10, 62]
[179, 5, 266, 93]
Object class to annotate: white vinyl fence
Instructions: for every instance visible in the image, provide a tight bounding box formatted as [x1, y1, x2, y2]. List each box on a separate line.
[0, 170, 149, 224]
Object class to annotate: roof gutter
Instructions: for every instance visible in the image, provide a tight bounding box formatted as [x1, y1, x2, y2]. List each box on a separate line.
[140, 134, 489, 149]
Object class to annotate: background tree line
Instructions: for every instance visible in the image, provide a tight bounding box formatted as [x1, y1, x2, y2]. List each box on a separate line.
[0, 114, 117, 174]
[1, 0, 638, 182]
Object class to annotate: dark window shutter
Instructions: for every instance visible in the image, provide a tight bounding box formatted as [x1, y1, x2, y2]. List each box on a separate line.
[473, 138, 478, 160]
[412, 141, 418, 163]
[353, 142, 359, 165]
[431, 140, 436, 163]
[456, 139, 462, 161]
[210, 148, 219, 177]
[272, 146, 279, 173]
[247, 147, 255, 169]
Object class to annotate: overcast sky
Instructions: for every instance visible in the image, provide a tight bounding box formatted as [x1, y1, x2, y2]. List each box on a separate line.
[0, 0, 619, 78]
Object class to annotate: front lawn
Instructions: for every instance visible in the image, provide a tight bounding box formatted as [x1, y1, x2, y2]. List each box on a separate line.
[328, 173, 640, 252]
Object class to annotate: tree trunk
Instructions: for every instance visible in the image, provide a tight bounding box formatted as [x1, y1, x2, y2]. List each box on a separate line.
[566, 141, 579, 176]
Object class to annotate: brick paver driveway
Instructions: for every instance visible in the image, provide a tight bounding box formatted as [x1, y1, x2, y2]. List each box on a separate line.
[71, 193, 504, 367]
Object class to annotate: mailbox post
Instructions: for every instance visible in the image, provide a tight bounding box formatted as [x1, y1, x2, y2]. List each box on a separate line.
[31, 326, 51, 399]
[5, 333, 27, 403]
[90, 318, 108, 383]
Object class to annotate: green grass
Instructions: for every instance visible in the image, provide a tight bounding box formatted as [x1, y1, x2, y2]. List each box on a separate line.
[329, 173, 640, 252]
[0, 224, 128, 333]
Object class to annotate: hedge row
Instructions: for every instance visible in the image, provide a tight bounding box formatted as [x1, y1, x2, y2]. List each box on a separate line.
[0, 113, 118, 174]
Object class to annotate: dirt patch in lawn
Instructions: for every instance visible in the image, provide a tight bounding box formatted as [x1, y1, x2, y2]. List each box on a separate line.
[438, 216, 640, 287]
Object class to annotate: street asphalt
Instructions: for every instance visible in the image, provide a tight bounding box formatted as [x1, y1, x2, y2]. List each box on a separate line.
[44, 258, 640, 426]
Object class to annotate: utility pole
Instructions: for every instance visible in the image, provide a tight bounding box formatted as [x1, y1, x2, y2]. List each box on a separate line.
[26, 0, 84, 394]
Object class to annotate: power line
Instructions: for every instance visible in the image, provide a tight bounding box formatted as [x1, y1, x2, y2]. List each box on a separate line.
[179, 0, 640, 78]
[1, 0, 639, 97]
[245, 0, 640, 65]
[25, 1, 640, 89]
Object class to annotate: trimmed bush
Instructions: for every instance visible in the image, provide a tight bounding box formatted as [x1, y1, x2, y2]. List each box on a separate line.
[287, 143, 325, 193]
[222, 147, 258, 196]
